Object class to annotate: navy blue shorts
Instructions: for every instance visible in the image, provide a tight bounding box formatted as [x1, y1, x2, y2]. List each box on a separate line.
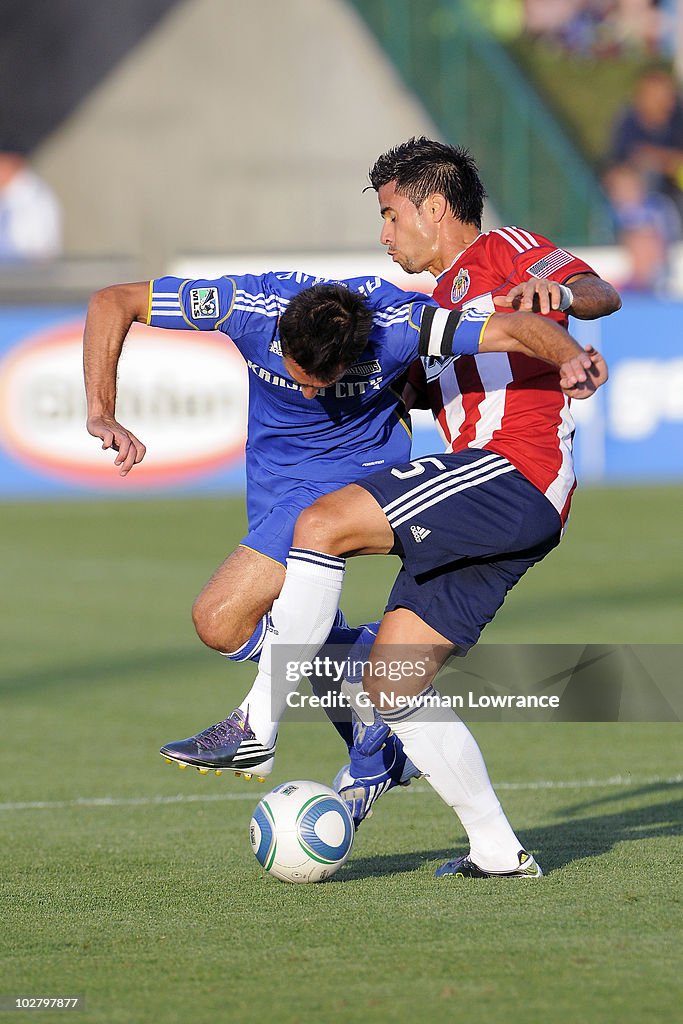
[357, 449, 562, 652]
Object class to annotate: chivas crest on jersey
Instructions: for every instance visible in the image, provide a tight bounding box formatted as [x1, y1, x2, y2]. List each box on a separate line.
[450, 269, 470, 304]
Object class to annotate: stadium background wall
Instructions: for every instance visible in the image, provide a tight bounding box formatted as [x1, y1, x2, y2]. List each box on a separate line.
[0, 292, 680, 497]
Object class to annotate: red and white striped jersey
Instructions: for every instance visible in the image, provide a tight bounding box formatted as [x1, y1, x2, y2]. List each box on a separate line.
[415, 226, 597, 524]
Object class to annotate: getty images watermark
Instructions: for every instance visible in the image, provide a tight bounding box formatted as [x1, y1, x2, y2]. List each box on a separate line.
[285, 656, 560, 712]
[272, 644, 681, 723]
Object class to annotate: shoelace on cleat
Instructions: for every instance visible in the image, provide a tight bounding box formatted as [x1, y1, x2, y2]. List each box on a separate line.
[195, 715, 252, 751]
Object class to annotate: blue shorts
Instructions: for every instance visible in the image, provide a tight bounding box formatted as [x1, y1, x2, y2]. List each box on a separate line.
[242, 472, 347, 567]
[357, 449, 562, 652]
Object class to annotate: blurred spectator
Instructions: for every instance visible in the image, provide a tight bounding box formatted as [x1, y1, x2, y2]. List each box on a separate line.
[523, 0, 669, 57]
[0, 150, 62, 260]
[603, 161, 681, 291]
[524, 0, 585, 36]
[524, 0, 599, 51]
[610, 67, 683, 214]
[618, 220, 671, 292]
[603, 160, 681, 238]
[611, 0, 664, 54]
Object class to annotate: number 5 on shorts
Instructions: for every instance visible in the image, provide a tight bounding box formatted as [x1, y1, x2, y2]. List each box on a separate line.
[391, 457, 447, 480]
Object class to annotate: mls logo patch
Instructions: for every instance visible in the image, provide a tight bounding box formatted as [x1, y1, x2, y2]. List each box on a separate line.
[190, 287, 219, 319]
[450, 269, 470, 305]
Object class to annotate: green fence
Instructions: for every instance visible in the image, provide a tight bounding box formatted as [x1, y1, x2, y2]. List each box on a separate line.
[350, 0, 614, 245]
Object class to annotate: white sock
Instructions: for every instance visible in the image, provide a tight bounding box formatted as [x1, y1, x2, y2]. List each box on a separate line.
[382, 685, 523, 872]
[239, 547, 345, 746]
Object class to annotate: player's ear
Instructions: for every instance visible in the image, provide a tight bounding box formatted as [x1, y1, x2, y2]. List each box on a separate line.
[429, 193, 448, 223]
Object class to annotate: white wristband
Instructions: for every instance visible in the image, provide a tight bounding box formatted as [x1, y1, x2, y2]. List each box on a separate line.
[557, 284, 574, 311]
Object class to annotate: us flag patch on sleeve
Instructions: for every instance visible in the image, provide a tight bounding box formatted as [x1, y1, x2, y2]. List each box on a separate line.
[526, 250, 573, 278]
[190, 287, 219, 319]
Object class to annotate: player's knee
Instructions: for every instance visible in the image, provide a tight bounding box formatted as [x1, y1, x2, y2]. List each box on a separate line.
[191, 593, 241, 653]
[294, 497, 348, 554]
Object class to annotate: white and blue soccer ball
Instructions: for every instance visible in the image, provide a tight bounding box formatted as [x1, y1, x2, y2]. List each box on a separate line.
[250, 780, 354, 883]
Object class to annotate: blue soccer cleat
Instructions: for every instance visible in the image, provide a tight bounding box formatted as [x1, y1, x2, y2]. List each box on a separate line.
[435, 850, 543, 879]
[350, 708, 392, 756]
[332, 711, 421, 828]
[160, 708, 276, 780]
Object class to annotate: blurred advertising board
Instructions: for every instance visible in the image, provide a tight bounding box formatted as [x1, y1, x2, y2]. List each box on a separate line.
[571, 296, 683, 482]
[0, 310, 248, 495]
[0, 269, 681, 497]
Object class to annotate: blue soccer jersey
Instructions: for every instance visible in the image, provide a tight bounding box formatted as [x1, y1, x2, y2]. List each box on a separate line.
[147, 271, 485, 488]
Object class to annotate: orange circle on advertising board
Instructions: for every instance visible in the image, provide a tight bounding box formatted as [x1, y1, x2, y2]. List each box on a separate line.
[0, 320, 248, 488]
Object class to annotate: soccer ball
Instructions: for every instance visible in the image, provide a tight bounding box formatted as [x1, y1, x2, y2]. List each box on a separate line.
[250, 780, 355, 883]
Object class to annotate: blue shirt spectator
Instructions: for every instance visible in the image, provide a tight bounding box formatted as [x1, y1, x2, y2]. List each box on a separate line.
[610, 67, 683, 213]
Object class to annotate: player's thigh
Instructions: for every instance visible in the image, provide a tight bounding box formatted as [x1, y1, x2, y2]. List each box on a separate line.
[294, 484, 395, 556]
[194, 491, 322, 637]
[385, 538, 558, 658]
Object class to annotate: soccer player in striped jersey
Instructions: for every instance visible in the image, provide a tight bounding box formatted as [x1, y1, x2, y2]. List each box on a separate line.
[215, 140, 619, 879]
[328, 137, 623, 827]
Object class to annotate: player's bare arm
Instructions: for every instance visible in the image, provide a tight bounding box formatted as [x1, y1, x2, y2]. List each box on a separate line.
[480, 310, 608, 397]
[83, 282, 150, 476]
[498, 272, 621, 318]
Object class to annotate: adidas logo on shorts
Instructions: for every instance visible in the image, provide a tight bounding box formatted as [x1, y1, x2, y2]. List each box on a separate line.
[410, 525, 431, 543]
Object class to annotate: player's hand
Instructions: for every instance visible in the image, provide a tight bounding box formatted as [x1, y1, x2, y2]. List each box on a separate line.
[559, 345, 608, 399]
[497, 277, 563, 315]
[86, 415, 147, 476]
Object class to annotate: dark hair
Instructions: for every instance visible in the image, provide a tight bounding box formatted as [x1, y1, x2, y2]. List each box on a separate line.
[279, 283, 374, 381]
[368, 136, 486, 229]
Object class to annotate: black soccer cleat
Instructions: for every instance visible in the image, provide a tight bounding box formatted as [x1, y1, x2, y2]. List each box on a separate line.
[435, 849, 543, 879]
[160, 708, 275, 780]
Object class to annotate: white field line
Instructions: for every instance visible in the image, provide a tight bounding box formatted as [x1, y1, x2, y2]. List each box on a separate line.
[1, 774, 680, 813]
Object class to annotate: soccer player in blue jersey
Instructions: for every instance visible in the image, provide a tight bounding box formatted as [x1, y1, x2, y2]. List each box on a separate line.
[85, 271, 424, 761]
[83, 270, 599, 789]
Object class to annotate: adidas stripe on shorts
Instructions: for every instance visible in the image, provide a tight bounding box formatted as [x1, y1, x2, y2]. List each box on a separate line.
[357, 449, 562, 652]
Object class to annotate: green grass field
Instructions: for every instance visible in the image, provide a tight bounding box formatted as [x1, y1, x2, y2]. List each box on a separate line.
[2, 487, 681, 1024]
